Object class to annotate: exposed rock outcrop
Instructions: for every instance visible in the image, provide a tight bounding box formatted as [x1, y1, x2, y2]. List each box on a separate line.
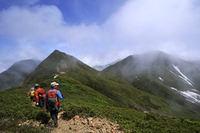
[50, 113, 124, 133]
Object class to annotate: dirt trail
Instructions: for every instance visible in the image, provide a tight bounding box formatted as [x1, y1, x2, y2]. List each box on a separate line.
[48, 112, 124, 133]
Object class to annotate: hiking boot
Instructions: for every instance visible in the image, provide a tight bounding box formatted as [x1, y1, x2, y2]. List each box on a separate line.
[54, 120, 58, 127]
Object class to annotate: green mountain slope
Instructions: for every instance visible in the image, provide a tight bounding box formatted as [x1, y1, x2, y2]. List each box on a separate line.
[23, 50, 200, 119]
[1, 50, 200, 132]
[102, 51, 200, 119]
[1, 75, 200, 133]
[24, 50, 97, 85]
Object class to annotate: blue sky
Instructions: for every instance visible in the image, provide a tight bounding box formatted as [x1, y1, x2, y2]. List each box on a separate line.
[0, 0, 200, 72]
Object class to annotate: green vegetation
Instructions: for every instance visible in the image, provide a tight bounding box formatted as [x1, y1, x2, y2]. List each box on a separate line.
[1, 75, 200, 133]
[1, 50, 200, 132]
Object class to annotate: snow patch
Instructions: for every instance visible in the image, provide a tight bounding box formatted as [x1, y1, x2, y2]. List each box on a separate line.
[191, 89, 198, 92]
[170, 87, 200, 103]
[159, 77, 164, 81]
[135, 76, 139, 80]
[172, 65, 194, 87]
[168, 68, 175, 75]
[54, 74, 58, 78]
[179, 90, 200, 103]
[170, 87, 177, 91]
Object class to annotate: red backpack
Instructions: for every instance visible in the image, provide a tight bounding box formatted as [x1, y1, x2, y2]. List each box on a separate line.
[47, 90, 58, 111]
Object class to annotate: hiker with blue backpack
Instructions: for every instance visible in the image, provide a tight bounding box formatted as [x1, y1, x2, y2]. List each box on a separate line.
[45, 81, 63, 127]
[28, 87, 35, 102]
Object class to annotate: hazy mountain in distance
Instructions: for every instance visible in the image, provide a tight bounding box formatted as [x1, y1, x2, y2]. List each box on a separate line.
[93, 59, 120, 71]
[103, 50, 200, 105]
[0, 59, 41, 90]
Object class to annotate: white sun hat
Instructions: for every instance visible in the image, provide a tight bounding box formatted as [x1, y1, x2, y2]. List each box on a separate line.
[51, 81, 59, 86]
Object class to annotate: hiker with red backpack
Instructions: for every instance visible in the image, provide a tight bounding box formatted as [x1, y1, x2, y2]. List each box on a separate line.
[45, 81, 63, 127]
[34, 84, 46, 107]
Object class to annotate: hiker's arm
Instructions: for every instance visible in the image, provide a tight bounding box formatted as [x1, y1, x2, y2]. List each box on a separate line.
[56, 91, 63, 99]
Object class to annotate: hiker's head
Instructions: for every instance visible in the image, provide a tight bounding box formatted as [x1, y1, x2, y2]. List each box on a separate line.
[51, 82, 59, 88]
[34, 84, 39, 89]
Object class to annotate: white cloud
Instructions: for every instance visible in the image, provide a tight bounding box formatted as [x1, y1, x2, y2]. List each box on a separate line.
[0, 0, 200, 72]
[100, 0, 200, 60]
[105, 0, 197, 42]
[0, 5, 64, 39]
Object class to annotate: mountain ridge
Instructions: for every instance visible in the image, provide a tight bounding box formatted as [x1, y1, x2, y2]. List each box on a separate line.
[102, 51, 200, 111]
[24, 50, 98, 85]
[1, 50, 200, 132]
[21, 50, 200, 119]
[0, 59, 40, 90]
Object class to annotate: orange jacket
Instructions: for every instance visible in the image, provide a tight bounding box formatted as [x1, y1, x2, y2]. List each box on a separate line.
[34, 87, 46, 103]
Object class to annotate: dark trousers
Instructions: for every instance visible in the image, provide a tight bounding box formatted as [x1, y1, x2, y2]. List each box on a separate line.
[30, 96, 35, 102]
[50, 109, 58, 122]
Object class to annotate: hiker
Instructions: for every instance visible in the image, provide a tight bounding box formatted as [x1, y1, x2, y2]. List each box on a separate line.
[45, 81, 63, 127]
[34, 84, 46, 107]
[28, 87, 35, 102]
